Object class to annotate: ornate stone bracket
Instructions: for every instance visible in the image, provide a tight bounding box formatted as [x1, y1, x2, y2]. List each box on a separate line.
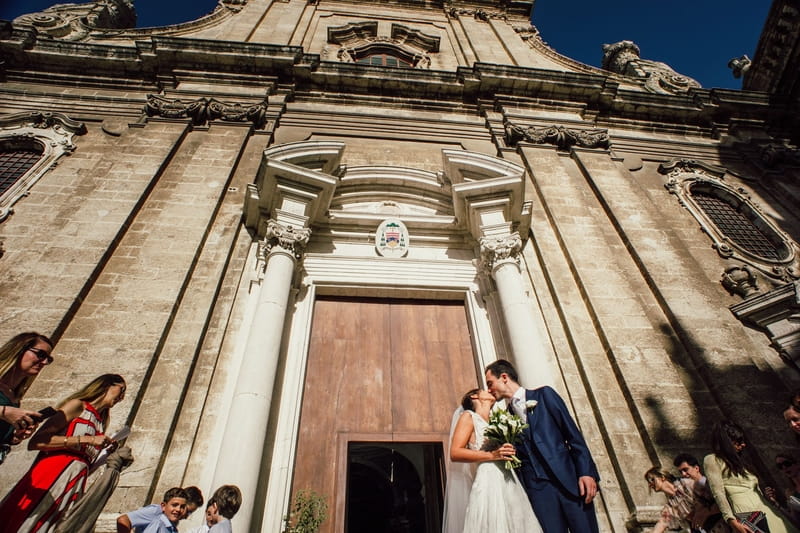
[447, 7, 508, 21]
[513, 24, 541, 43]
[722, 264, 760, 298]
[144, 95, 268, 129]
[602, 40, 700, 95]
[759, 142, 800, 168]
[480, 232, 522, 272]
[504, 120, 609, 151]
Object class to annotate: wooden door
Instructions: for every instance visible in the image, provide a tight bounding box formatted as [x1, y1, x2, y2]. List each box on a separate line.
[291, 297, 478, 533]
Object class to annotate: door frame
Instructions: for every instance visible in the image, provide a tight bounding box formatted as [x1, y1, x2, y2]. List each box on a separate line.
[258, 253, 499, 533]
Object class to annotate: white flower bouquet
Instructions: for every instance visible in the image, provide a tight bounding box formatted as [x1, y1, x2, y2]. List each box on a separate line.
[482, 409, 528, 470]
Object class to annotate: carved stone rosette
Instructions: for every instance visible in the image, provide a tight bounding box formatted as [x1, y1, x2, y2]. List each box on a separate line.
[505, 121, 609, 151]
[258, 220, 312, 265]
[480, 232, 522, 273]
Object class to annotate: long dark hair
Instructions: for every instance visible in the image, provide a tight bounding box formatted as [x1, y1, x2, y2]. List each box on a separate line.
[711, 420, 750, 476]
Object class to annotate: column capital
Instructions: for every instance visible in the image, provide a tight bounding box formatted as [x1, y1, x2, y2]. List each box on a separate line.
[479, 232, 522, 274]
[257, 219, 312, 265]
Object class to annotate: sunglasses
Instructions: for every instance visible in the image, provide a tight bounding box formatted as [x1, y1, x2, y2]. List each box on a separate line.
[778, 460, 796, 469]
[28, 347, 54, 365]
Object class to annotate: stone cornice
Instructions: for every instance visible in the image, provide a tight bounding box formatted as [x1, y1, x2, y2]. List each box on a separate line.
[0, 33, 783, 138]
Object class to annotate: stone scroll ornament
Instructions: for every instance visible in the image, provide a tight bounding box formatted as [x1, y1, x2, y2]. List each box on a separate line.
[13, 0, 136, 41]
[504, 120, 609, 150]
[144, 95, 268, 128]
[480, 232, 523, 271]
[601, 40, 700, 95]
[258, 220, 312, 263]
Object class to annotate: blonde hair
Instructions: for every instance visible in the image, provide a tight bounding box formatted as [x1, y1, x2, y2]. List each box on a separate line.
[0, 332, 53, 400]
[58, 374, 125, 427]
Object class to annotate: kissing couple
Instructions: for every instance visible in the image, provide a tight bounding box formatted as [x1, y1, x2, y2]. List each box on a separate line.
[442, 359, 601, 533]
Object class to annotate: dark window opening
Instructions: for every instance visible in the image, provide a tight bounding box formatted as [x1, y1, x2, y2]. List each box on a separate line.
[355, 53, 413, 68]
[345, 442, 445, 533]
[691, 187, 786, 261]
[0, 142, 44, 197]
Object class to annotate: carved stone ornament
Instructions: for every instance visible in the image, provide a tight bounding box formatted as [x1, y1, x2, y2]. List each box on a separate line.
[601, 40, 701, 95]
[513, 24, 541, 43]
[759, 143, 800, 168]
[0, 111, 87, 222]
[659, 158, 800, 284]
[728, 54, 752, 79]
[257, 220, 312, 264]
[144, 95, 268, 128]
[13, 0, 135, 41]
[446, 7, 507, 21]
[480, 232, 522, 272]
[722, 264, 760, 298]
[504, 120, 609, 151]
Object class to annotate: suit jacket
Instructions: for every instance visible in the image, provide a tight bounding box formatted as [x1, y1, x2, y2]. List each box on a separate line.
[515, 386, 599, 497]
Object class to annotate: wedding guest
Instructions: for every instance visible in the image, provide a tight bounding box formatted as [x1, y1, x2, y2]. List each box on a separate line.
[703, 420, 798, 533]
[645, 467, 729, 533]
[0, 374, 126, 533]
[782, 391, 800, 440]
[0, 332, 54, 464]
[765, 453, 800, 526]
[208, 485, 242, 533]
[674, 452, 725, 532]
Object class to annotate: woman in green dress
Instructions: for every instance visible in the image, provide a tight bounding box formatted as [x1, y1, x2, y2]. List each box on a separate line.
[704, 420, 798, 533]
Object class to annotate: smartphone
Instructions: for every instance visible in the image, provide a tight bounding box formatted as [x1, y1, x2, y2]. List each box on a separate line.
[36, 406, 58, 420]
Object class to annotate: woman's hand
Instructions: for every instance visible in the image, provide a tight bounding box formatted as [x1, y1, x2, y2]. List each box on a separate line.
[728, 518, 754, 533]
[85, 434, 113, 448]
[1, 405, 41, 432]
[491, 443, 517, 462]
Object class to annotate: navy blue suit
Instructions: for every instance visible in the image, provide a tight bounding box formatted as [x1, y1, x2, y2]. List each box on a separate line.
[514, 386, 599, 533]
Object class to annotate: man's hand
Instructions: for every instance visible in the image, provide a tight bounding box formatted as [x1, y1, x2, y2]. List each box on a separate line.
[578, 475, 597, 504]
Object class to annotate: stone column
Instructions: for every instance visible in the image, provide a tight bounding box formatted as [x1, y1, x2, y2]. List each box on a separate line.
[481, 232, 553, 388]
[212, 219, 310, 531]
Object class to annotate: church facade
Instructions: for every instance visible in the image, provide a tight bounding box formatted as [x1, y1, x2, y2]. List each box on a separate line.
[1, 1, 799, 531]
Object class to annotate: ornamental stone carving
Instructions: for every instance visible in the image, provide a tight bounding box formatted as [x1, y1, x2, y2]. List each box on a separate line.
[0, 111, 87, 222]
[13, 0, 135, 41]
[602, 40, 700, 95]
[144, 95, 269, 128]
[207, 99, 268, 129]
[258, 220, 312, 264]
[728, 55, 752, 79]
[480, 232, 522, 272]
[447, 7, 507, 21]
[722, 265, 760, 298]
[504, 121, 609, 150]
[759, 143, 800, 168]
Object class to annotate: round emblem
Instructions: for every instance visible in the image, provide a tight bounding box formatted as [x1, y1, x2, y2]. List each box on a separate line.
[375, 218, 410, 257]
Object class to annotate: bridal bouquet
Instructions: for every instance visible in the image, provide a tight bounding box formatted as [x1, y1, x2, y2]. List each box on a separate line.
[482, 409, 528, 470]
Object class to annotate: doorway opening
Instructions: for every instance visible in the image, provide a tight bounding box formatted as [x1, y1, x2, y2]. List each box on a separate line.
[345, 442, 445, 533]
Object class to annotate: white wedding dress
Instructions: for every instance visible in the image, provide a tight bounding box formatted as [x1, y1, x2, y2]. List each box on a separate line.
[443, 410, 544, 533]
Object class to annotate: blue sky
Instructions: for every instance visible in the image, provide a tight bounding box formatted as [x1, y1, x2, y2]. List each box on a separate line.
[0, 0, 770, 90]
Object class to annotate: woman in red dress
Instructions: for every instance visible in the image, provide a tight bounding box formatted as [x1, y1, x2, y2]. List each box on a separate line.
[0, 373, 127, 533]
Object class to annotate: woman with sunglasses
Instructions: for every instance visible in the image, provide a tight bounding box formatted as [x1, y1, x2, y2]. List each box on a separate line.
[0, 373, 127, 533]
[0, 332, 54, 464]
[704, 421, 798, 533]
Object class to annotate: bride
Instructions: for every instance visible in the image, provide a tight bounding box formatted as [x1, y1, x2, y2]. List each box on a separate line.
[442, 388, 544, 533]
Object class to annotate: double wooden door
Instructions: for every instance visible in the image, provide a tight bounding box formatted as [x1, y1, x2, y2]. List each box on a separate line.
[292, 297, 478, 533]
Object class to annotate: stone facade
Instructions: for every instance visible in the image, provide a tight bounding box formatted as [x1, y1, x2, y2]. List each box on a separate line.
[0, 1, 799, 532]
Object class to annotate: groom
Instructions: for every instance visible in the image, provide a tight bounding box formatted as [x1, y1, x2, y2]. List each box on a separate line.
[485, 359, 600, 533]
